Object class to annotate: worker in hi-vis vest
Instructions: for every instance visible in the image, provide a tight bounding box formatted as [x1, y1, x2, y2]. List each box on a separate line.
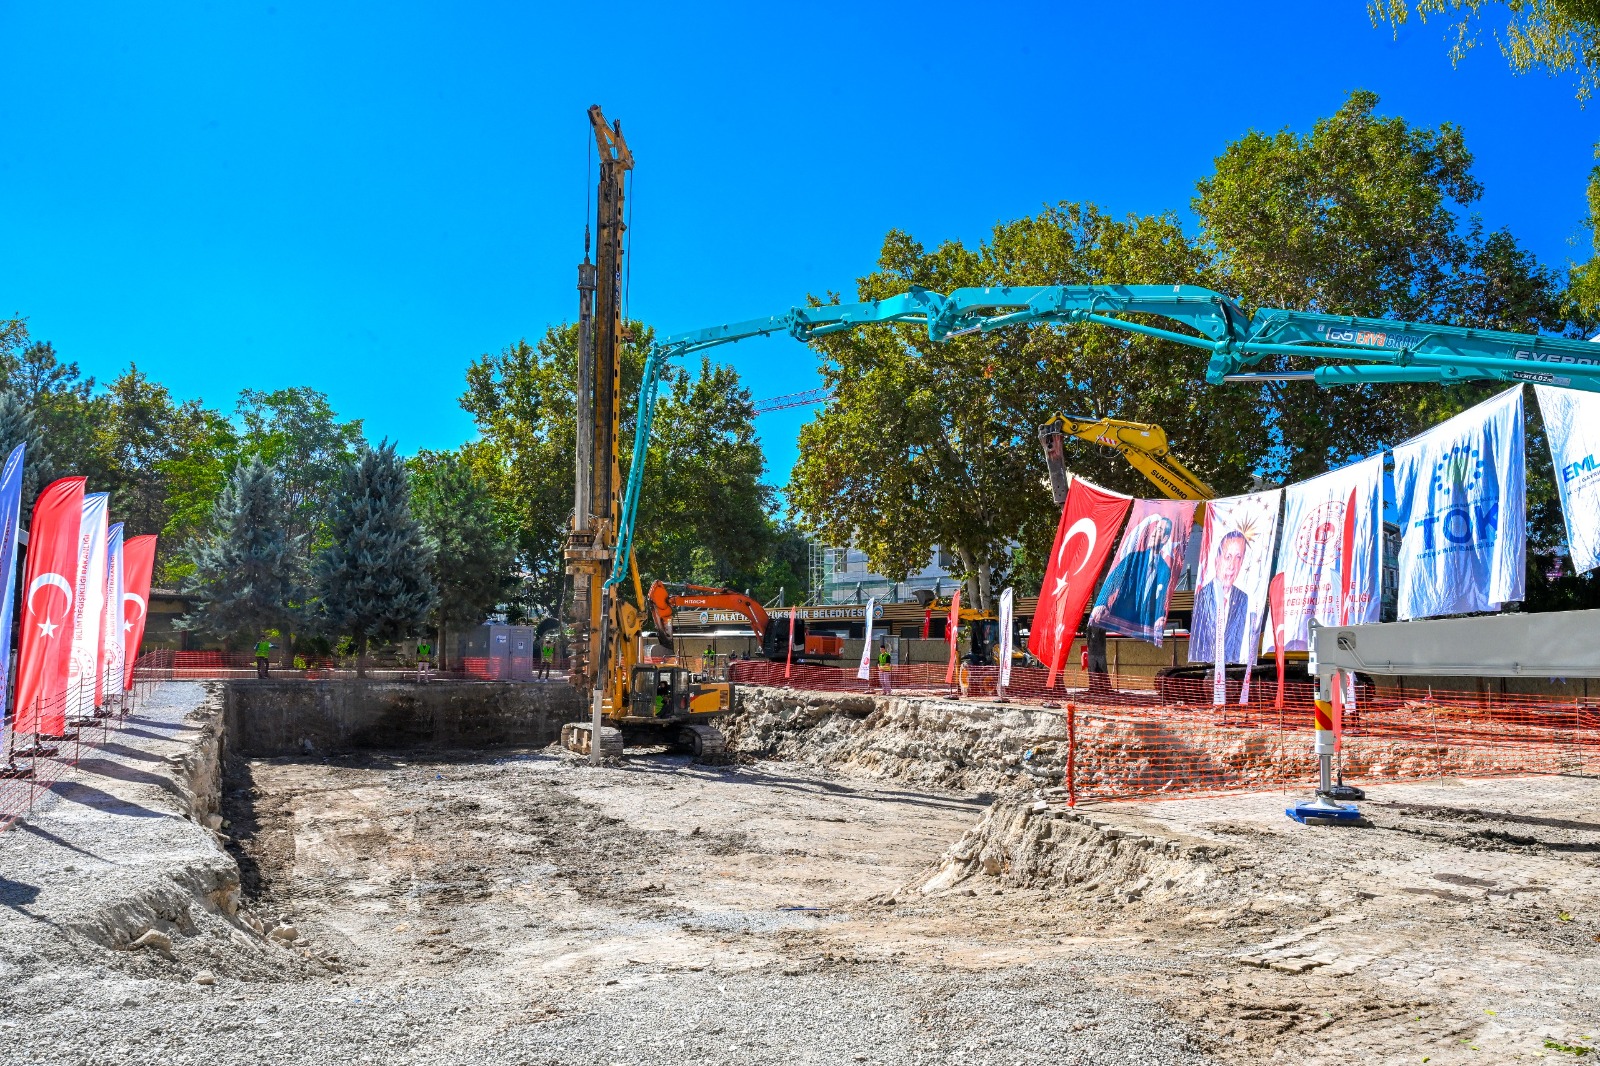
[255, 636, 272, 680]
[417, 640, 432, 683]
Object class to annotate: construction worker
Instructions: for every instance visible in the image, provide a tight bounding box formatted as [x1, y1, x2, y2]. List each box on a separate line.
[703, 643, 715, 675]
[878, 644, 892, 694]
[539, 641, 554, 680]
[417, 639, 432, 683]
[255, 635, 272, 679]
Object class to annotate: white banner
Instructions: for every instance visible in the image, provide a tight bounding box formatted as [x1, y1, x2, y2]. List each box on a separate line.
[856, 597, 876, 681]
[1394, 386, 1525, 619]
[997, 587, 1014, 690]
[102, 523, 126, 707]
[1535, 384, 1600, 575]
[1188, 489, 1282, 702]
[1264, 455, 1383, 653]
[68, 493, 109, 720]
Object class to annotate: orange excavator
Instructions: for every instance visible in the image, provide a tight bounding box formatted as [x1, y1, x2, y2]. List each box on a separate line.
[645, 582, 845, 662]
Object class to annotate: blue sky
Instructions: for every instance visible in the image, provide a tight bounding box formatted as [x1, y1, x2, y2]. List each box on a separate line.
[2, 1, 1596, 491]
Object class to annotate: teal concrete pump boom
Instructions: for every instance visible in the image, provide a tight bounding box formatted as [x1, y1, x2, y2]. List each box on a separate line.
[608, 283, 1600, 588]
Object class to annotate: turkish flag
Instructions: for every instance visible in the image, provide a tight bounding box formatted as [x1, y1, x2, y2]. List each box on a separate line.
[15, 477, 87, 736]
[944, 589, 961, 686]
[1268, 572, 1287, 713]
[121, 535, 158, 691]
[1027, 478, 1130, 688]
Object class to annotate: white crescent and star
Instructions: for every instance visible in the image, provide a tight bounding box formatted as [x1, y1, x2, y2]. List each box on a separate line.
[27, 573, 73, 637]
[123, 592, 146, 633]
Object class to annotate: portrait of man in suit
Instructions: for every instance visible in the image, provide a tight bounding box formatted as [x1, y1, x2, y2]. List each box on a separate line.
[1191, 530, 1250, 664]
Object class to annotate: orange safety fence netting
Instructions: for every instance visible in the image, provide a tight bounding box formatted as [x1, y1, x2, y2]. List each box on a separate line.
[728, 660, 1600, 804]
[0, 654, 171, 834]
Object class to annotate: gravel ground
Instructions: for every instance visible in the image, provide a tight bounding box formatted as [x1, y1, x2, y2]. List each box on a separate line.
[0, 682, 1216, 1066]
[2, 680, 1596, 1065]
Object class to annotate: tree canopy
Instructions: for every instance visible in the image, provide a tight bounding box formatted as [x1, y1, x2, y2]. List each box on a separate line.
[1370, 0, 1600, 102]
[791, 91, 1572, 604]
[459, 323, 776, 614]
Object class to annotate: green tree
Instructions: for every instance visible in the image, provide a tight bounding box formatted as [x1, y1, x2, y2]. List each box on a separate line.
[790, 205, 1267, 608]
[155, 409, 242, 587]
[237, 387, 366, 572]
[93, 365, 229, 586]
[0, 389, 59, 509]
[460, 325, 774, 613]
[1370, 0, 1600, 102]
[409, 449, 518, 638]
[0, 326, 110, 487]
[1195, 89, 1565, 480]
[314, 442, 436, 677]
[185, 457, 301, 645]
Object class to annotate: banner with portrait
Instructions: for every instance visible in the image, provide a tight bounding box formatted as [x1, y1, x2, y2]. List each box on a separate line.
[1087, 498, 1195, 646]
[1187, 490, 1283, 689]
[1264, 454, 1383, 653]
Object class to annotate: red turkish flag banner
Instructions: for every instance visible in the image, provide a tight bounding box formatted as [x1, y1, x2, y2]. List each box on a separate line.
[121, 535, 158, 690]
[15, 477, 87, 736]
[944, 589, 961, 686]
[1268, 572, 1287, 713]
[1027, 478, 1131, 688]
[1329, 486, 1359, 749]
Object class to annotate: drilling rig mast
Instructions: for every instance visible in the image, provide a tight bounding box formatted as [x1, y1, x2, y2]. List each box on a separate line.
[566, 105, 633, 716]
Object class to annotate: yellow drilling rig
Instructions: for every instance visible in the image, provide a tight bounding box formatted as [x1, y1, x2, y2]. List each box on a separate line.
[562, 107, 732, 761]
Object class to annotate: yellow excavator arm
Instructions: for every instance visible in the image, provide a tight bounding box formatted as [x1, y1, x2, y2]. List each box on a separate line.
[1038, 414, 1214, 502]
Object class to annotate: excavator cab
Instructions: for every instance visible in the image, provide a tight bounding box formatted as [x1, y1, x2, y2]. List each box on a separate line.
[629, 664, 691, 719]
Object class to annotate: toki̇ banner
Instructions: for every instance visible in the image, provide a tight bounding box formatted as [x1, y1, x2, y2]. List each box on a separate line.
[0, 444, 25, 727]
[1088, 498, 1194, 646]
[102, 523, 126, 706]
[1264, 454, 1383, 653]
[1534, 384, 1600, 576]
[1393, 386, 1525, 619]
[1187, 489, 1283, 704]
[16, 477, 87, 736]
[121, 535, 158, 690]
[1028, 476, 1131, 687]
[997, 587, 1015, 692]
[68, 493, 109, 721]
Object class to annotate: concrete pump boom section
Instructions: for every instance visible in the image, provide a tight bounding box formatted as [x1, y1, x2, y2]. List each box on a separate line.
[607, 282, 1600, 600]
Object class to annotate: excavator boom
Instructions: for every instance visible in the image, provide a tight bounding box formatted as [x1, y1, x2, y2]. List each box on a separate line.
[1038, 414, 1214, 502]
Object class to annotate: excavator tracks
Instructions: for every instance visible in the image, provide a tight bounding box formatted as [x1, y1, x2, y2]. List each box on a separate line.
[560, 722, 624, 758]
[678, 723, 727, 760]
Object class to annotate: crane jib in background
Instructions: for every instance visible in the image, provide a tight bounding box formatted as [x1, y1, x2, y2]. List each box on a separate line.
[606, 283, 1600, 591]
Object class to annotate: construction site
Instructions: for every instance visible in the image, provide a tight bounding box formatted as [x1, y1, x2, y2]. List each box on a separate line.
[7, 7, 1600, 1063]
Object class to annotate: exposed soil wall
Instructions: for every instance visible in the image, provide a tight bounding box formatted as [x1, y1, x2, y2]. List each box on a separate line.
[223, 680, 584, 756]
[726, 688, 1067, 792]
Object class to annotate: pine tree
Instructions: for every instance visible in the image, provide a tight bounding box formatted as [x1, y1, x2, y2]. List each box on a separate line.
[0, 388, 58, 509]
[186, 457, 300, 642]
[315, 441, 436, 677]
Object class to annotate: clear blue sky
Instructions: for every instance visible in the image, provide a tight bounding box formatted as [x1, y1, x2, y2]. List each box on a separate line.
[2, 1, 1595, 490]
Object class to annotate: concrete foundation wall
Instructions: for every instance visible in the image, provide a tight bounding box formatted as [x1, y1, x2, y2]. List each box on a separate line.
[223, 680, 584, 757]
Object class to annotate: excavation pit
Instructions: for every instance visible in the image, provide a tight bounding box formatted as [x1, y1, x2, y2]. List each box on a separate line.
[0, 680, 1596, 1065]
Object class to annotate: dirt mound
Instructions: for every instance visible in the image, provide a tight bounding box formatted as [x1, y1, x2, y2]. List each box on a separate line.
[902, 793, 1240, 903]
[726, 688, 1067, 792]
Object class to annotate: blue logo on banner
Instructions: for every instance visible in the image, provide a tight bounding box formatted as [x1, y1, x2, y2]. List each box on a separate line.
[1415, 444, 1498, 550]
[1563, 453, 1598, 483]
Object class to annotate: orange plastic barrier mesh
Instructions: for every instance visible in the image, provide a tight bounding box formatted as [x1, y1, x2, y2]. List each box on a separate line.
[729, 660, 1600, 803]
